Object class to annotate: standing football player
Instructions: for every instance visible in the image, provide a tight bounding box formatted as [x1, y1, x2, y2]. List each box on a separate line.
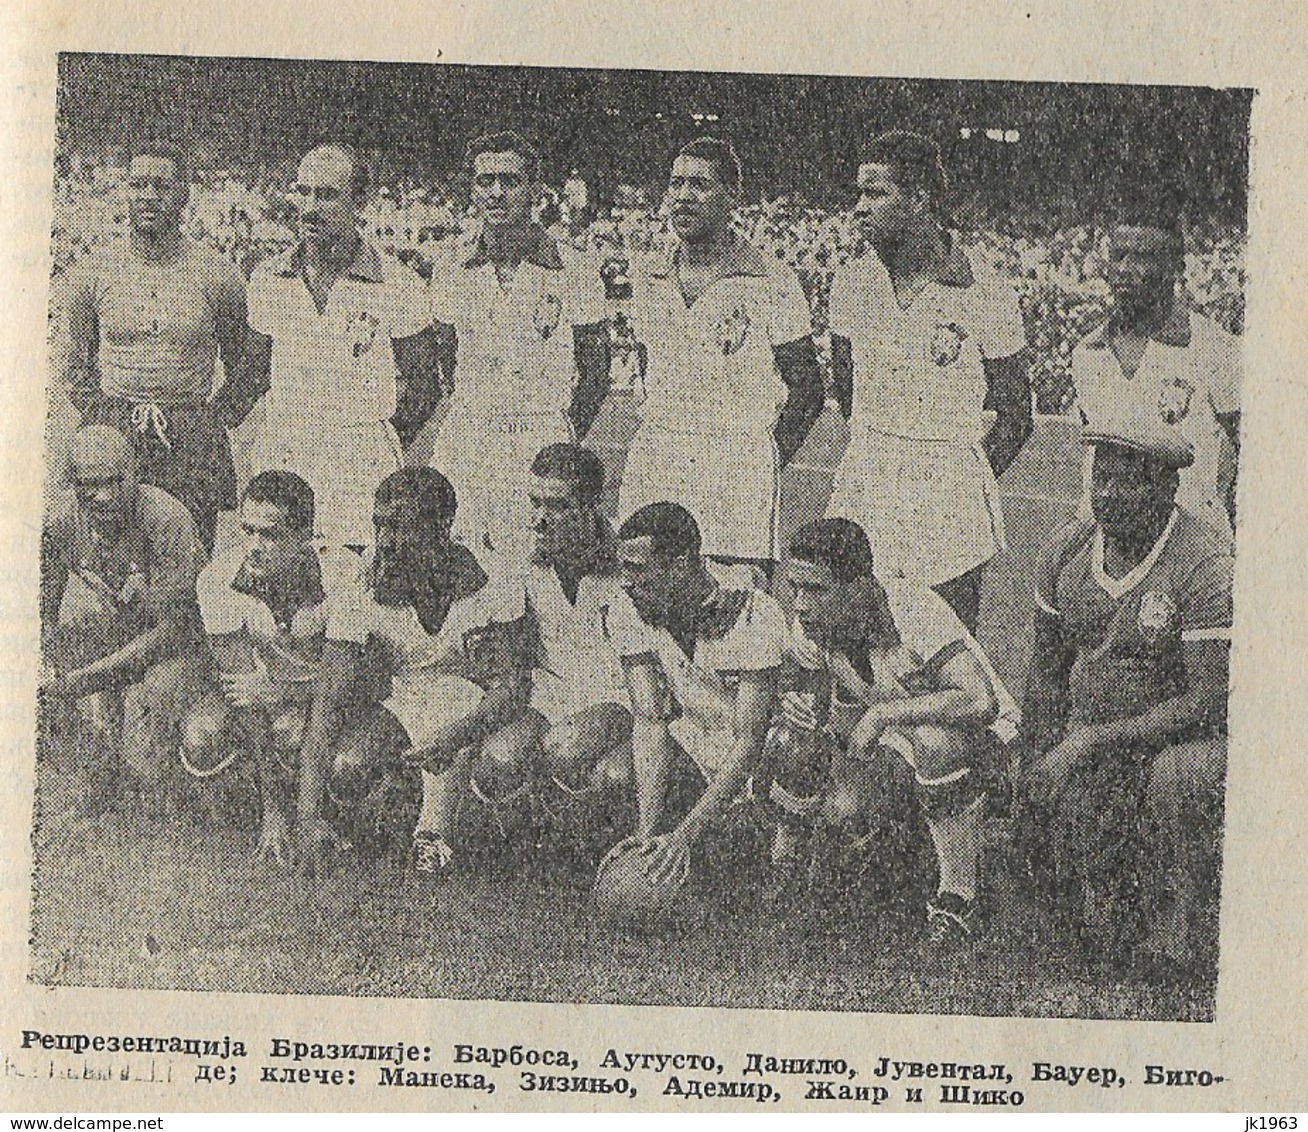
[1072, 203, 1241, 539]
[826, 131, 1032, 632]
[244, 144, 441, 547]
[618, 138, 823, 575]
[428, 132, 612, 554]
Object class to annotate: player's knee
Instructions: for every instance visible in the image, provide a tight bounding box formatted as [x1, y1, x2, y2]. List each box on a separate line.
[331, 744, 373, 796]
[820, 783, 864, 827]
[181, 707, 229, 758]
[1145, 740, 1226, 819]
[589, 743, 634, 794]
[910, 724, 971, 781]
[915, 768, 982, 821]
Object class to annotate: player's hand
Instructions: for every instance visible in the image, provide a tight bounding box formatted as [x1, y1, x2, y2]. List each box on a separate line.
[779, 690, 821, 732]
[253, 810, 292, 867]
[220, 654, 277, 710]
[641, 831, 692, 887]
[848, 706, 890, 761]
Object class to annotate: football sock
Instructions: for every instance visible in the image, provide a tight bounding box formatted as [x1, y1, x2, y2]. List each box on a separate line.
[928, 797, 983, 904]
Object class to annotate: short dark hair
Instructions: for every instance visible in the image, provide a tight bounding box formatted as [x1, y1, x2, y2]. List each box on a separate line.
[376, 468, 457, 529]
[531, 443, 606, 506]
[861, 130, 948, 210]
[675, 137, 743, 195]
[466, 131, 541, 182]
[618, 502, 701, 559]
[788, 518, 877, 583]
[242, 470, 315, 533]
[1110, 194, 1186, 261]
[304, 143, 371, 200]
[128, 140, 190, 184]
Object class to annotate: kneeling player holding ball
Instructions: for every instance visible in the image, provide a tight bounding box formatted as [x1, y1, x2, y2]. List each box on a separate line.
[771, 518, 1002, 945]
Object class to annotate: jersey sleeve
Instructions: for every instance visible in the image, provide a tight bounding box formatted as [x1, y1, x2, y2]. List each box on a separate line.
[1201, 319, 1242, 418]
[566, 253, 608, 326]
[826, 263, 859, 340]
[426, 247, 460, 327]
[245, 267, 278, 337]
[325, 572, 376, 644]
[195, 557, 244, 636]
[767, 260, 815, 346]
[1034, 520, 1094, 618]
[975, 273, 1027, 360]
[718, 592, 788, 671]
[1180, 552, 1234, 641]
[387, 259, 434, 340]
[601, 588, 659, 660]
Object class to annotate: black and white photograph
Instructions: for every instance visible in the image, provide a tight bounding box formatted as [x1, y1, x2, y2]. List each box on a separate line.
[30, 50, 1252, 1032]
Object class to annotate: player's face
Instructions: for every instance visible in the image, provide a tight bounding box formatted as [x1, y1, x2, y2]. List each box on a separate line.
[529, 475, 592, 567]
[239, 499, 306, 583]
[291, 150, 358, 247]
[1106, 226, 1179, 318]
[372, 497, 437, 592]
[126, 155, 187, 238]
[668, 156, 735, 243]
[785, 558, 840, 637]
[71, 453, 135, 528]
[619, 536, 680, 626]
[1090, 444, 1176, 540]
[471, 151, 533, 230]
[854, 163, 916, 245]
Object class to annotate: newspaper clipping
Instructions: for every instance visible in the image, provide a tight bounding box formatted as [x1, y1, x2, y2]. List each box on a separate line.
[2, 0, 1306, 1117]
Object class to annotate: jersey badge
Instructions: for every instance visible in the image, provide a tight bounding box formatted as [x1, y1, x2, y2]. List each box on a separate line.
[1158, 377, 1195, 424]
[1137, 590, 1179, 642]
[533, 293, 563, 339]
[930, 322, 968, 366]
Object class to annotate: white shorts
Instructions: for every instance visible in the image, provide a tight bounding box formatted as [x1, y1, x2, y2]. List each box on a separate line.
[619, 423, 779, 561]
[431, 403, 573, 554]
[669, 717, 734, 780]
[827, 424, 1004, 585]
[384, 671, 484, 752]
[253, 418, 402, 548]
[529, 668, 629, 727]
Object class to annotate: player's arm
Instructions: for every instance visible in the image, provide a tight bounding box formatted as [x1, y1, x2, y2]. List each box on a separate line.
[570, 320, 613, 440]
[677, 667, 777, 845]
[294, 638, 363, 831]
[772, 336, 824, 466]
[982, 349, 1034, 479]
[829, 333, 854, 420]
[61, 271, 101, 414]
[432, 320, 458, 399]
[39, 522, 72, 635]
[390, 325, 444, 448]
[208, 270, 257, 428]
[622, 654, 677, 839]
[848, 645, 998, 758]
[1217, 411, 1240, 524]
[218, 329, 273, 430]
[1017, 606, 1075, 758]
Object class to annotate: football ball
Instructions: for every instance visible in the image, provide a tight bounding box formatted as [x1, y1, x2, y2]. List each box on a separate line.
[593, 842, 686, 930]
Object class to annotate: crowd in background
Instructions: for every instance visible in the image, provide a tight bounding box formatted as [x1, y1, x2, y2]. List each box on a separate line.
[50, 162, 1245, 414]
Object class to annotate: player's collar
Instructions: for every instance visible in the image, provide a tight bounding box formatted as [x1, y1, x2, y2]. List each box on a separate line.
[267, 238, 386, 282]
[461, 223, 563, 270]
[1092, 507, 1180, 599]
[650, 230, 769, 281]
[691, 583, 750, 642]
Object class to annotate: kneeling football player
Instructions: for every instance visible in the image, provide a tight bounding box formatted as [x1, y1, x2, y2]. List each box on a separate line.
[294, 469, 532, 876]
[604, 502, 784, 886]
[472, 444, 633, 841]
[774, 518, 1003, 945]
[183, 472, 359, 861]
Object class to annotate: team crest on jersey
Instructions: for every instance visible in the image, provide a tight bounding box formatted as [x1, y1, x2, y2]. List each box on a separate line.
[1158, 377, 1195, 424]
[930, 322, 968, 366]
[348, 311, 381, 358]
[1137, 590, 1179, 641]
[714, 304, 751, 356]
[533, 293, 563, 339]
